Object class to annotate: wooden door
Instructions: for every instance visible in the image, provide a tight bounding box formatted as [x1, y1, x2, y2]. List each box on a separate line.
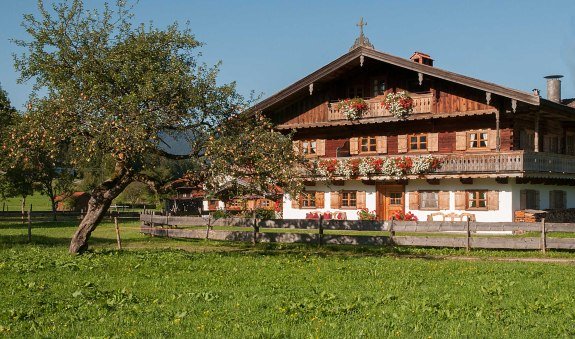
[376, 185, 405, 220]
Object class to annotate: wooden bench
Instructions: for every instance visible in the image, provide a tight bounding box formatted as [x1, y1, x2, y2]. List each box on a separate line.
[427, 212, 475, 222]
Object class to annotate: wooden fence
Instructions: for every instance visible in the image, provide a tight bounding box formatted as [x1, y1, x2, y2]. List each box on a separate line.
[0, 211, 141, 222]
[140, 214, 575, 252]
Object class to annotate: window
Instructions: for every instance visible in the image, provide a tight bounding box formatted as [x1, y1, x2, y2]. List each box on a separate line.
[389, 192, 403, 206]
[467, 191, 487, 210]
[347, 85, 364, 99]
[372, 79, 386, 97]
[341, 191, 357, 208]
[299, 192, 316, 208]
[302, 140, 316, 156]
[227, 199, 245, 210]
[409, 134, 427, 151]
[468, 132, 488, 149]
[419, 191, 439, 210]
[549, 190, 566, 209]
[208, 200, 219, 210]
[520, 130, 535, 151]
[566, 134, 575, 155]
[520, 189, 539, 210]
[544, 135, 559, 153]
[359, 136, 377, 153]
[258, 199, 272, 208]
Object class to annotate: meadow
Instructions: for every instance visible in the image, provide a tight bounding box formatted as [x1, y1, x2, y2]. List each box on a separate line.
[1, 219, 575, 338]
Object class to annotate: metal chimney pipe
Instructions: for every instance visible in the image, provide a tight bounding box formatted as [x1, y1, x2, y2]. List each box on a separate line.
[544, 75, 563, 103]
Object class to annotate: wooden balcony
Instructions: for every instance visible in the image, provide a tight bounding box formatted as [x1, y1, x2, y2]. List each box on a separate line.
[327, 93, 433, 121]
[313, 151, 575, 178]
[439, 151, 575, 175]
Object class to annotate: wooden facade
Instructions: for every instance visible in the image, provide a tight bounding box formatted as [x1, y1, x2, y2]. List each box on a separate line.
[252, 41, 575, 221]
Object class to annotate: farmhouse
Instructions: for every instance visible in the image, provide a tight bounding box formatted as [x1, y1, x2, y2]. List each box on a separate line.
[252, 22, 575, 222]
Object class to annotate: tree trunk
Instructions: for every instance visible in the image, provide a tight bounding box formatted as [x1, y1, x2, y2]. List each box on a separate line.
[50, 195, 57, 222]
[69, 164, 134, 254]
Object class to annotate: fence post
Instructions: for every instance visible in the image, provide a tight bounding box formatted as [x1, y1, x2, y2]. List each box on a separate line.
[205, 217, 212, 240]
[541, 218, 546, 253]
[466, 219, 471, 252]
[389, 217, 395, 245]
[21, 198, 25, 224]
[318, 215, 324, 246]
[114, 217, 122, 250]
[27, 205, 32, 243]
[252, 213, 259, 245]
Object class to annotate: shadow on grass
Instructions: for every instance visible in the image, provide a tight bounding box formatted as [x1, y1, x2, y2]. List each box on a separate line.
[0, 221, 80, 230]
[0, 234, 133, 248]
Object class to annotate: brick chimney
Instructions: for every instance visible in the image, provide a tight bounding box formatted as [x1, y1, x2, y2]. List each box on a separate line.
[410, 52, 433, 66]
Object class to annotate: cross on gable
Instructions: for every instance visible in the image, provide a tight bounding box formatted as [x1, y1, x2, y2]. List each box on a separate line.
[356, 17, 367, 37]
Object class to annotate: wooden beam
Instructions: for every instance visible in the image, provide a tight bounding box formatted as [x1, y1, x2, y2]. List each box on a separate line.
[534, 111, 540, 152]
[496, 107, 501, 152]
[331, 180, 345, 186]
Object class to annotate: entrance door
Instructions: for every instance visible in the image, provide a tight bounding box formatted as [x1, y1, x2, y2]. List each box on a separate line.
[376, 185, 405, 220]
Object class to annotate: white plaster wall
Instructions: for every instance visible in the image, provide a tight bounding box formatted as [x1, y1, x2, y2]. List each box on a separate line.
[405, 178, 514, 222]
[510, 182, 575, 210]
[283, 180, 377, 220]
[283, 178, 575, 222]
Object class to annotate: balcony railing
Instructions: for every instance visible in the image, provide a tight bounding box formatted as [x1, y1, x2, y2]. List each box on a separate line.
[327, 93, 433, 121]
[440, 151, 575, 175]
[311, 151, 575, 178]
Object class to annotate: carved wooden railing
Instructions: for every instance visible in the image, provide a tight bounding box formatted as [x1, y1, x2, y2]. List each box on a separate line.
[438, 152, 524, 173]
[327, 93, 433, 121]
[312, 152, 575, 176]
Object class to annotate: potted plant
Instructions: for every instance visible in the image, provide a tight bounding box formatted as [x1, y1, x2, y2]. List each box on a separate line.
[337, 98, 368, 120]
[382, 91, 414, 119]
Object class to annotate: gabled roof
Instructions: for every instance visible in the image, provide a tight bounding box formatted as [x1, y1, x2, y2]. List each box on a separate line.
[252, 46, 542, 113]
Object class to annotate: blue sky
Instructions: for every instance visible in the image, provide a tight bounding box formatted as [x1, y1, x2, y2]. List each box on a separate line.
[1, 0, 575, 110]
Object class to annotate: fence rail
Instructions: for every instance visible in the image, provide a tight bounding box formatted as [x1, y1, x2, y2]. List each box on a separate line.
[0, 211, 141, 222]
[140, 214, 575, 252]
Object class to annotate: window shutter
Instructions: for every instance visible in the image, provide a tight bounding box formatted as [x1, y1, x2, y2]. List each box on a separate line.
[455, 191, 466, 210]
[438, 191, 450, 210]
[350, 137, 359, 155]
[356, 191, 366, 209]
[520, 131, 527, 150]
[292, 140, 301, 155]
[397, 135, 408, 153]
[376, 136, 388, 154]
[488, 130, 498, 150]
[549, 191, 556, 209]
[535, 190, 540, 210]
[563, 191, 567, 209]
[487, 191, 499, 210]
[330, 191, 341, 209]
[543, 136, 550, 153]
[409, 191, 419, 210]
[316, 139, 326, 156]
[428, 133, 439, 152]
[315, 192, 325, 209]
[455, 132, 467, 151]
[520, 189, 527, 209]
[291, 194, 300, 209]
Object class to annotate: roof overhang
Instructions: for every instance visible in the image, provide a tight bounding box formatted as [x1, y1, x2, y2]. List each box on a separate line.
[250, 46, 547, 114]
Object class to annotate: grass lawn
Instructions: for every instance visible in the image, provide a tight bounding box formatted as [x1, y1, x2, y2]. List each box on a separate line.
[1, 220, 575, 337]
[0, 192, 53, 212]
